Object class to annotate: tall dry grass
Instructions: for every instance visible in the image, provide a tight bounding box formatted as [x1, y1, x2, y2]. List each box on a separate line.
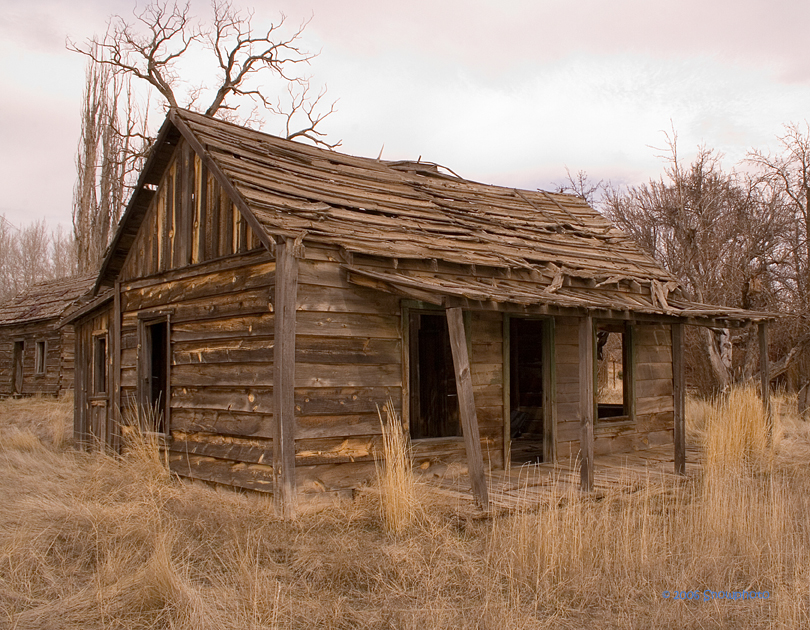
[374, 399, 421, 534]
[1, 389, 809, 629]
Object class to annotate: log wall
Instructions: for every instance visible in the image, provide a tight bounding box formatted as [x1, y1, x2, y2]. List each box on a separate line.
[0, 322, 72, 397]
[556, 321, 674, 460]
[74, 308, 112, 448]
[116, 251, 277, 492]
[293, 245, 401, 500]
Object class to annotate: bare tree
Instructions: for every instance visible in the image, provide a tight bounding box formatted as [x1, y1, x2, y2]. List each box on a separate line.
[555, 168, 604, 206]
[0, 217, 78, 304]
[73, 53, 149, 273]
[67, 0, 339, 147]
[603, 137, 787, 392]
[748, 123, 810, 409]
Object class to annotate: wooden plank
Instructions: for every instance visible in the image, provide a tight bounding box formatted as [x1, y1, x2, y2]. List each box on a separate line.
[579, 314, 594, 491]
[544, 317, 557, 464]
[273, 237, 298, 518]
[112, 282, 122, 454]
[502, 313, 510, 469]
[625, 323, 636, 421]
[759, 322, 771, 436]
[177, 141, 193, 267]
[672, 323, 685, 475]
[446, 307, 489, 510]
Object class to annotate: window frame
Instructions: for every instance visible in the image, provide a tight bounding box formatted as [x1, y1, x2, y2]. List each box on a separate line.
[92, 332, 108, 395]
[594, 321, 635, 425]
[34, 339, 46, 376]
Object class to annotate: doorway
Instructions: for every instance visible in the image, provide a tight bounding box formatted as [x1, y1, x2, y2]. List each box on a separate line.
[408, 311, 460, 439]
[11, 341, 23, 395]
[509, 318, 547, 463]
[141, 319, 169, 434]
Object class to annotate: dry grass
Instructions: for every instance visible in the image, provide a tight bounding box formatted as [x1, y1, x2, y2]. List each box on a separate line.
[1, 390, 809, 629]
[374, 399, 419, 534]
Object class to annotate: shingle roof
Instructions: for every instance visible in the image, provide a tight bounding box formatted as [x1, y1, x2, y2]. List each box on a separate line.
[175, 109, 674, 284]
[0, 275, 96, 326]
[98, 109, 774, 325]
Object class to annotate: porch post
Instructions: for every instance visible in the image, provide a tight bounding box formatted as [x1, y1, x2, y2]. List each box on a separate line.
[579, 313, 595, 491]
[446, 307, 489, 510]
[273, 237, 299, 518]
[672, 322, 686, 475]
[759, 322, 771, 436]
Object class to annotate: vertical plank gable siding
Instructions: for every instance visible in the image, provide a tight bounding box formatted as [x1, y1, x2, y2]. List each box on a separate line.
[119, 138, 259, 285]
[556, 322, 674, 461]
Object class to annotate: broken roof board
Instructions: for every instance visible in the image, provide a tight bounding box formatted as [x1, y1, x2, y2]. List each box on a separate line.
[97, 108, 772, 325]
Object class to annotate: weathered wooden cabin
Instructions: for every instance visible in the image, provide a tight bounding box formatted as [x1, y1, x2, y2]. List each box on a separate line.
[73, 108, 770, 512]
[0, 275, 96, 397]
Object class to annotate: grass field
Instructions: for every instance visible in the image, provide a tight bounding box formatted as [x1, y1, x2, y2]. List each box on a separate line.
[1, 390, 809, 629]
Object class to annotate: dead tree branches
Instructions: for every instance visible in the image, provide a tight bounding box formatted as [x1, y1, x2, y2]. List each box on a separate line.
[67, 0, 338, 147]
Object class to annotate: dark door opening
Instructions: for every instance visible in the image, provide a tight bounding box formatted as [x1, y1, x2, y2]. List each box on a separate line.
[509, 318, 545, 463]
[143, 320, 169, 433]
[11, 341, 23, 395]
[408, 312, 460, 439]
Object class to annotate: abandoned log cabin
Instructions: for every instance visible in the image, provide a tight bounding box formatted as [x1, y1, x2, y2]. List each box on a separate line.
[72, 108, 773, 512]
[0, 274, 96, 397]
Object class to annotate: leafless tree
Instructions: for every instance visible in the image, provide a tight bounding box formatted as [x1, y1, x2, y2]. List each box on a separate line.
[748, 123, 810, 409]
[603, 136, 787, 393]
[67, 0, 339, 147]
[555, 168, 604, 206]
[73, 52, 150, 273]
[0, 217, 77, 304]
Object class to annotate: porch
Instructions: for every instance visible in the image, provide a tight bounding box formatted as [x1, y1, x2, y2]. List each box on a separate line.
[420, 443, 703, 513]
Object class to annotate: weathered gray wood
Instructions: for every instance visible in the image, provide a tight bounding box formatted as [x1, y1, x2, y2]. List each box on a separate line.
[543, 317, 557, 464]
[624, 324, 636, 420]
[502, 314, 510, 468]
[446, 306, 489, 510]
[579, 314, 594, 491]
[273, 237, 298, 518]
[759, 322, 771, 436]
[112, 281, 122, 454]
[672, 322, 685, 475]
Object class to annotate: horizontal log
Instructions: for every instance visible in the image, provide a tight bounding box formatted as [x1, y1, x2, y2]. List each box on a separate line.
[296, 282, 399, 315]
[635, 377, 673, 398]
[171, 314, 274, 342]
[295, 386, 401, 415]
[296, 312, 400, 339]
[635, 363, 673, 381]
[169, 431, 274, 465]
[295, 336, 401, 365]
[123, 260, 275, 311]
[471, 363, 503, 387]
[122, 288, 271, 327]
[296, 461, 378, 493]
[168, 452, 274, 493]
[172, 386, 272, 412]
[636, 395, 675, 415]
[636, 410, 674, 432]
[171, 408, 273, 437]
[172, 339, 274, 365]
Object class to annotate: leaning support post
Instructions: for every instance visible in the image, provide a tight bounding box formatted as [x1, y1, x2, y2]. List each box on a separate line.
[759, 322, 771, 437]
[273, 237, 299, 518]
[672, 322, 686, 475]
[579, 313, 595, 491]
[446, 307, 489, 511]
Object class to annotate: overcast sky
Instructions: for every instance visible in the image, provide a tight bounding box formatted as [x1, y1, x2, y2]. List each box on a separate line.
[2, 0, 810, 231]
